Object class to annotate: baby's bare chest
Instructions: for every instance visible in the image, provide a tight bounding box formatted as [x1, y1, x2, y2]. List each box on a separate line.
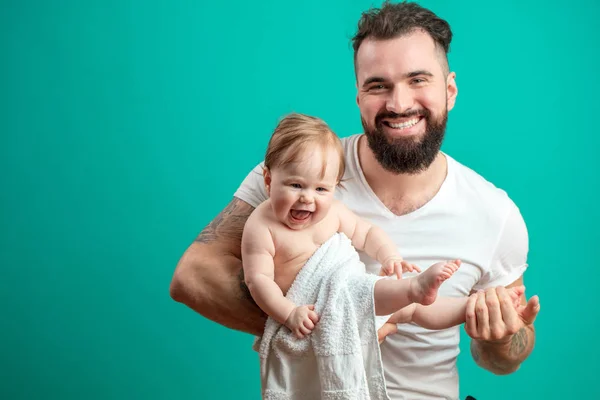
[273, 229, 330, 266]
[270, 225, 337, 293]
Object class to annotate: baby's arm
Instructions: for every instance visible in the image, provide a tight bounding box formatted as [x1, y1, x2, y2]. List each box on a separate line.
[412, 297, 469, 329]
[336, 201, 418, 277]
[384, 297, 467, 329]
[241, 213, 296, 325]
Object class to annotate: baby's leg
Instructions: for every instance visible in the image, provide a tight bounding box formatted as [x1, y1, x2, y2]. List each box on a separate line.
[373, 260, 460, 316]
[411, 260, 461, 306]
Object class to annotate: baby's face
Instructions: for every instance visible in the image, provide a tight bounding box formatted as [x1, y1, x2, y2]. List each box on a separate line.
[267, 146, 340, 230]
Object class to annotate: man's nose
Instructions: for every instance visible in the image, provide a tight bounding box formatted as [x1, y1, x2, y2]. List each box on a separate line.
[386, 86, 414, 114]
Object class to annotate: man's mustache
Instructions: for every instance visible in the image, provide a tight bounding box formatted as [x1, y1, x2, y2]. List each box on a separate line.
[375, 109, 430, 125]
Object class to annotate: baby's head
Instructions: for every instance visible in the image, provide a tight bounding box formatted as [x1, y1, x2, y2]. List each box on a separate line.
[263, 113, 345, 230]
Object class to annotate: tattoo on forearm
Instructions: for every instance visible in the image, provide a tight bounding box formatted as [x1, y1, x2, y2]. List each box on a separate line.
[489, 355, 509, 372]
[195, 200, 253, 244]
[473, 341, 511, 372]
[509, 327, 528, 357]
[471, 342, 481, 364]
[474, 327, 531, 374]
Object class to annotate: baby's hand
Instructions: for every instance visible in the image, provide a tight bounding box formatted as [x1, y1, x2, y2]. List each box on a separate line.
[285, 305, 319, 339]
[380, 258, 421, 279]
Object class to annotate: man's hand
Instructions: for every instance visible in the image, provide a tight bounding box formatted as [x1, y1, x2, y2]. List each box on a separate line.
[466, 285, 540, 374]
[465, 286, 539, 341]
[380, 257, 421, 279]
[285, 305, 320, 339]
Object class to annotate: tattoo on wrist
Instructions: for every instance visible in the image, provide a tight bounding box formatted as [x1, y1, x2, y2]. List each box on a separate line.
[509, 327, 528, 357]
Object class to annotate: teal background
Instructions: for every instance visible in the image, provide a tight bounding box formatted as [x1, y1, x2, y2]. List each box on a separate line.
[1, 0, 597, 398]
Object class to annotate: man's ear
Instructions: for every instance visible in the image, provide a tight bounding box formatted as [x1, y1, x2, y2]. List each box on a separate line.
[263, 167, 271, 196]
[446, 71, 458, 111]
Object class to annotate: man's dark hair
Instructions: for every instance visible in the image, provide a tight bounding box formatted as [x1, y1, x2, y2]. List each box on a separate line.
[352, 1, 453, 72]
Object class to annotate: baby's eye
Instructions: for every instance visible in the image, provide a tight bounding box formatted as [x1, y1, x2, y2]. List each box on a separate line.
[290, 183, 301, 188]
[316, 187, 328, 192]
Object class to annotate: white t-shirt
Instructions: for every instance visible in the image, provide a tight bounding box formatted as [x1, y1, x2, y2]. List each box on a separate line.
[234, 134, 528, 400]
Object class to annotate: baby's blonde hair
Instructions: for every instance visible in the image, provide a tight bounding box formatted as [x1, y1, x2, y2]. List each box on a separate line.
[264, 113, 345, 184]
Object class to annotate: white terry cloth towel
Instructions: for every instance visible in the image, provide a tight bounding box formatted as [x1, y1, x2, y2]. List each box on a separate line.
[253, 232, 390, 400]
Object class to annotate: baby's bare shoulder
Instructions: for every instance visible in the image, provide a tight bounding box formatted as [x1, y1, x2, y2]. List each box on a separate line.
[249, 201, 274, 224]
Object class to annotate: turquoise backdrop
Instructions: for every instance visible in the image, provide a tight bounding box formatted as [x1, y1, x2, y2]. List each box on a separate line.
[1, 0, 598, 399]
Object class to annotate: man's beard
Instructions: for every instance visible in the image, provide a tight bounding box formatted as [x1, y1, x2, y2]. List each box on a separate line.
[361, 107, 447, 174]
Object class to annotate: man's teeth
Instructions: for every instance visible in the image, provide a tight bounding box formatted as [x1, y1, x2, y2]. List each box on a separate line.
[389, 118, 420, 129]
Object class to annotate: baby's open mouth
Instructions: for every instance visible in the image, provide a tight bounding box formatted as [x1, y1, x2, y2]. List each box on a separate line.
[290, 210, 312, 221]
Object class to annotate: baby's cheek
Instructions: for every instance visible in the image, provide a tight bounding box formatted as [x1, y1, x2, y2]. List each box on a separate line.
[273, 194, 290, 208]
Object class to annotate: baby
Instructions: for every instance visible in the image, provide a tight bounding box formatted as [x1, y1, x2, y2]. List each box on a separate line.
[242, 113, 522, 338]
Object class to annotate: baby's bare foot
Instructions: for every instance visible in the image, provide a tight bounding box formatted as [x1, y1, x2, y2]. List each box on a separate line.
[410, 260, 461, 305]
[507, 285, 525, 309]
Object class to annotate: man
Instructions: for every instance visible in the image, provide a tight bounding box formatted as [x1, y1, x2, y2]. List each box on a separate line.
[170, 1, 540, 399]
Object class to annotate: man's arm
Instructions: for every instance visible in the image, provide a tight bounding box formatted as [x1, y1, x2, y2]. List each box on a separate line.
[466, 276, 540, 374]
[466, 199, 539, 374]
[169, 198, 267, 335]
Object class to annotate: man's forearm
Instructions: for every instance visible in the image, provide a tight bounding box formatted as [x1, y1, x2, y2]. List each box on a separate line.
[170, 245, 267, 335]
[470, 324, 535, 375]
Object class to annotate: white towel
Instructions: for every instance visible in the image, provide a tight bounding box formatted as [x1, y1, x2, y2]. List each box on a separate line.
[254, 232, 390, 400]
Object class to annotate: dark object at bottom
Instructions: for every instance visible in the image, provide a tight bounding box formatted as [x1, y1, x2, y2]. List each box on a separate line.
[465, 396, 477, 400]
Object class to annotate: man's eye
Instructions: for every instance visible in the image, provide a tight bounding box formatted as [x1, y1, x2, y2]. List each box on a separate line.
[411, 78, 425, 84]
[369, 84, 385, 90]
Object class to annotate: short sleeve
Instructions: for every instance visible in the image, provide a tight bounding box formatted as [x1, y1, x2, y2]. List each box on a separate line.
[233, 162, 268, 208]
[473, 200, 529, 290]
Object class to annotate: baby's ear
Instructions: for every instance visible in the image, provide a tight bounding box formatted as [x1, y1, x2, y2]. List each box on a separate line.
[263, 167, 271, 195]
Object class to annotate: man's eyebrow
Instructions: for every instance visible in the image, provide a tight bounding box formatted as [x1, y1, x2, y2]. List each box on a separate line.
[405, 70, 434, 78]
[362, 76, 387, 87]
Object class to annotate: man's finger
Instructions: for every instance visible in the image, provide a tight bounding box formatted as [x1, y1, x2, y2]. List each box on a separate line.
[477, 292, 491, 339]
[465, 293, 478, 338]
[519, 295, 540, 325]
[485, 288, 503, 326]
[496, 286, 521, 334]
